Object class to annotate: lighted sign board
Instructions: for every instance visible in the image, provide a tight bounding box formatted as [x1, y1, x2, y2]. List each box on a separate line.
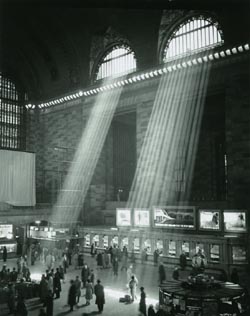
[134, 209, 150, 227]
[224, 211, 247, 232]
[0, 224, 13, 239]
[153, 206, 195, 229]
[199, 210, 220, 230]
[116, 208, 131, 226]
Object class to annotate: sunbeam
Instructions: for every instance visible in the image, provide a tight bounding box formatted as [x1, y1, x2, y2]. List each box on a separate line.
[50, 80, 123, 224]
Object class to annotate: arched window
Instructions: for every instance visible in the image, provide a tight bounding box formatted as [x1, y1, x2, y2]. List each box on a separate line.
[0, 73, 26, 149]
[95, 45, 136, 81]
[163, 16, 224, 62]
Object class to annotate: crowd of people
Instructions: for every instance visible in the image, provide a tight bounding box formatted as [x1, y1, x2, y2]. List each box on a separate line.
[1, 242, 249, 316]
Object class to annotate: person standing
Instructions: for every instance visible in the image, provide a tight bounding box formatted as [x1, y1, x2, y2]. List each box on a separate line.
[129, 275, 138, 302]
[68, 279, 76, 312]
[81, 263, 90, 288]
[46, 290, 54, 316]
[139, 287, 147, 316]
[40, 274, 48, 306]
[94, 279, 105, 313]
[89, 269, 95, 284]
[158, 263, 166, 284]
[179, 251, 187, 270]
[7, 283, 15, 314]
[74, 276, 81, 304]
[153, 249, 159, 266]
[85, 279, 94, 305]
[127, 265, 133, 285]
[53, 268, 61, 299]
[3, 246, 7, 262]
[113, 257, 119, 276]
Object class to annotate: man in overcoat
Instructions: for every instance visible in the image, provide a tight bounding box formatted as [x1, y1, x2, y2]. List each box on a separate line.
[94, 279, 105, 313]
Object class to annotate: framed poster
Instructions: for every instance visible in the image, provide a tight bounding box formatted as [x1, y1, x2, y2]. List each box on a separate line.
[134, 208, 150, 227]
[116, 208, 131, 226]
[199, 210, 220, 230]
[153, 206, 195, 229]
[224, 210, 247, 232]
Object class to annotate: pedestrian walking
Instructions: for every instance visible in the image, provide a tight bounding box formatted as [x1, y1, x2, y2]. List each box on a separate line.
[94, 279, 105, 313]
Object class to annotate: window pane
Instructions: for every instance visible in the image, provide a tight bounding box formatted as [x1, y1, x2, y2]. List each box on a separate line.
[164, 17, 223, 62]
[96, 46, 136, 80]
[0, 74, 25, 150]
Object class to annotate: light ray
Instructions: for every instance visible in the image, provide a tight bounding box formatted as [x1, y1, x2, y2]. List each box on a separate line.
[50, 79, 123, 224]
[127, 59, 211, 210]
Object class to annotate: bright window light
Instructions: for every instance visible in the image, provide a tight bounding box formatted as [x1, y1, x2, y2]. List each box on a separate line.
[96, 45, 136, 81]
[163, 17, 224, 62]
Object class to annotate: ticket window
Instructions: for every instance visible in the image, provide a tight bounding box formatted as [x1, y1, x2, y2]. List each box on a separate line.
[182, 241, 190, 258]
[111, 235, 118, 247]
[232, 245, 247, 263]
[133, 237, 140, 252]
[92, 235, 99, 247]
[144, 239, 151, 253]
[196, 242, 205, 255]
[85, 234, 90, 247]
[210, 244, 220, 262]
[103, 235, 109, 249]
[0, 243, 16, 253]
[156, 239, 164, 253]
[169, 240, 176, 257]
[121, 237, 129, 249]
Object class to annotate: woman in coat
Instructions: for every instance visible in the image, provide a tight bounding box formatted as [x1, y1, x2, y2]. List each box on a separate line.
[85, 279, 94, 305]
[68, 280, 76, 312]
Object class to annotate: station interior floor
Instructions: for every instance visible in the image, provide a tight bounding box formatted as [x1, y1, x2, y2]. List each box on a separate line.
[1, 254, 180, 316]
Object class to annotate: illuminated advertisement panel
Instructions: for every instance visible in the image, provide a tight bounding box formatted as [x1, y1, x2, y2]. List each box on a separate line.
[116, 208, 131, 227]
[199, 210, 220, 230]
[134, 209, 150, 227]
[0, 224, 13, 239]
[153, 206, 195, 229]
[224, 211, 247, 232]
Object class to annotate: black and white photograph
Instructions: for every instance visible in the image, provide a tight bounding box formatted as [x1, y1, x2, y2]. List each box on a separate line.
[154, 207, 195, 228]
[199, 210, 220, 230]
[116, 208, 131, 226]
[134, 209, 150, 227]
[0, 0, 249, 315]
[224, 211, 247, 232]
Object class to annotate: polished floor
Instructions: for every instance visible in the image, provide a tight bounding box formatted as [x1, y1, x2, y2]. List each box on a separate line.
[1, 255, 170, 316]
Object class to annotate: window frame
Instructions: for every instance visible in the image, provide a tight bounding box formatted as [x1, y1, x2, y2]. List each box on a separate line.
[0, 73, 26, 150]
[93, 43, 137, 82]
[162, 15, 224, 63]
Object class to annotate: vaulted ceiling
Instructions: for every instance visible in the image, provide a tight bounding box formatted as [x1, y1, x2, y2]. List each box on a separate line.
[1, 0, 249, 102]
